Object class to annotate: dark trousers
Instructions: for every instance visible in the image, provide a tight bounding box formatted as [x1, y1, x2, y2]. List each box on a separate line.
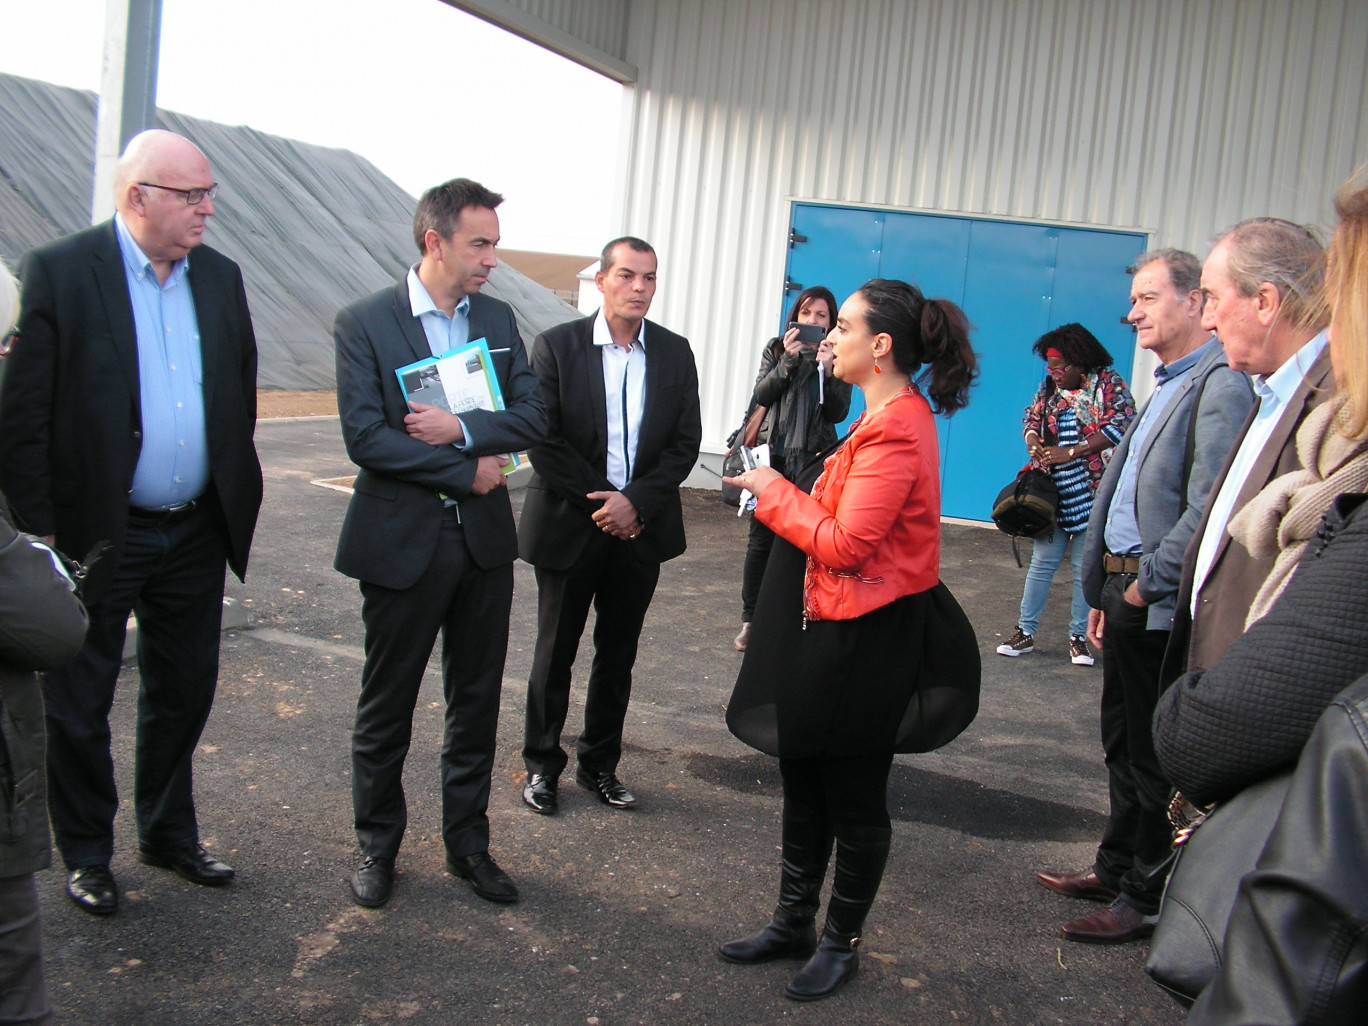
[740, 454, 787, 622]
[523, 532, 660, 779]
[0, 875, 52, 1025]
[740, 517, 775, 622]
[44, 505, 227, 868]
[352, 514, 512, 861]
[1094, 573, 1177, 913]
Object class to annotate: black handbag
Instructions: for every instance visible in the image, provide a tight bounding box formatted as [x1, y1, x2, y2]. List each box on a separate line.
[990, 467, 1059, 538]
[991, 466, 1060, 567]
[721, 404, 770, 507]
[1145, 772, 1293, 1005]
[720, 446, 747, 506]
[992, 416, 1061, 554]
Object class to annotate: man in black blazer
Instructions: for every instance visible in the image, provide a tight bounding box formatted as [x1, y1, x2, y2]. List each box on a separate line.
[518, 237, 702, 815]
[334, 179, 546, 908]
[0, 130, 263, 915]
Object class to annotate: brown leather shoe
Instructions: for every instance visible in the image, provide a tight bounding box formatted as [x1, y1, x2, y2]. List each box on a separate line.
[1061, 897, 1158, 944]
[1035, 867, 1117, 902]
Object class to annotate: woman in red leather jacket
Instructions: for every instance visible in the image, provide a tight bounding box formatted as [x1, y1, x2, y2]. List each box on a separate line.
[720, 278, 977, 1002]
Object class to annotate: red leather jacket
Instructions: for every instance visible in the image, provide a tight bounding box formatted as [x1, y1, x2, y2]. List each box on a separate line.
[755, 386, 941, 622]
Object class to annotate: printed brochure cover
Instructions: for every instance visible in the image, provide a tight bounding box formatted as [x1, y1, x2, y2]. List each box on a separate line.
[395, 337, 522, 472]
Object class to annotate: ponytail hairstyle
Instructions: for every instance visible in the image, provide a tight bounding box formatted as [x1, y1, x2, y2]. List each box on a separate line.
[858, 278, 978, 414]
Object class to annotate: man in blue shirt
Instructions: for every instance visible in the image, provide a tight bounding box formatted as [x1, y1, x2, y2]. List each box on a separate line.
[0, 130, 263, 916]
[1036, 249, 1253, 943]
[333, 180, 547, 908]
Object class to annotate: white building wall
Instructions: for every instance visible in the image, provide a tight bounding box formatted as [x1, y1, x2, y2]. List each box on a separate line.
[508, 0, 630, 59]
[610, 0, 1368, 454]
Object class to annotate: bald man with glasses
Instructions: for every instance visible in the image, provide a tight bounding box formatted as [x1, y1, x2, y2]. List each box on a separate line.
[0, 129, 262, 917]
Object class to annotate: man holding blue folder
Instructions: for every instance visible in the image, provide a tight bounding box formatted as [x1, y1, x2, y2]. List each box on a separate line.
[333, 179, 546, 908]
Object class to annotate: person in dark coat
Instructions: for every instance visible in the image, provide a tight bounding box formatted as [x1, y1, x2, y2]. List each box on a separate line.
[0, 131, 262, 916]
[731, 285, 850, 651]
[0, 263, 89, 1026]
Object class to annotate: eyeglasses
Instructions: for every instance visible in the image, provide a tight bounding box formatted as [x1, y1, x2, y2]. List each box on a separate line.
[1, 330, 16, 357]
[137, 182, 219, 205]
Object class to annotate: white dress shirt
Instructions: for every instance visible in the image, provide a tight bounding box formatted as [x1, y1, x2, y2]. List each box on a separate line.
[1190, 330, 1328, 611]
[594, 310, 647, 490]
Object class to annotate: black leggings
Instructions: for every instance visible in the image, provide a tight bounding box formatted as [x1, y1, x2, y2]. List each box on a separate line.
[779, 752, 896, 836]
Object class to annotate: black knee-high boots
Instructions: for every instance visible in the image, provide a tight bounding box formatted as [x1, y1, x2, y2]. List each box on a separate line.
[785, 823, 892, 1001]
[718, 801, 834, 963]
[720, 806, 892, 1003]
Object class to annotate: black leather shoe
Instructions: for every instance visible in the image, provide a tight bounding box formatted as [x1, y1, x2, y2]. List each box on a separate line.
[447, 852, 519, 903]
[349, 855, 395, 908]
[575, 768, 637, 809]
[522, 773, 559, 815]
[66, 865, 118, 916]
[138, 844, 235, 886]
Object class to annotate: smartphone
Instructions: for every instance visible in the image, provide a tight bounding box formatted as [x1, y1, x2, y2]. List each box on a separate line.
[788, 322, 828, 345]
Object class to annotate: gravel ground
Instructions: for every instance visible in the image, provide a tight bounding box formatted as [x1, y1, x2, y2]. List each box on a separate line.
[258, 390, 338, 419]
[34, 416, 1184, 1026]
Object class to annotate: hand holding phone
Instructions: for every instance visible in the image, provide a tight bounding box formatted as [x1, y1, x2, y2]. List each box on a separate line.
[788, 322, 828, 346]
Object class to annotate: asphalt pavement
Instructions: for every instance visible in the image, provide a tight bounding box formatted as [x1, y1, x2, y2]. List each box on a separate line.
[36, 417, 1182, 1025]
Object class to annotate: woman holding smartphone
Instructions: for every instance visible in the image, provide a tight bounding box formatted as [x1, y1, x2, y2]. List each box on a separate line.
[732, 286, 851, 651]
[721, 279, 977, 1001]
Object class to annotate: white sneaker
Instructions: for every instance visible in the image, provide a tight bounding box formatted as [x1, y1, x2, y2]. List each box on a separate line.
[1070, 636, 1095, 666]
[996, 626, 1034, 656]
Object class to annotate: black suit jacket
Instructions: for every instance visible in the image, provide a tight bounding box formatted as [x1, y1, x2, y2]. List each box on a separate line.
[0, 221, 263, 580]
[333, 282, 546, 591]
[518, 314, 702, 570]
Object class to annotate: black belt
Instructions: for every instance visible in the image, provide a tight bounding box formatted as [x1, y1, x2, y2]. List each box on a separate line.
[1103, 552, 1141, 574]
[129, 497, 200, 522]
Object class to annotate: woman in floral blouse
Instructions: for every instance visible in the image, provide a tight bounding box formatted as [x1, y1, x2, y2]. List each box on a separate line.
[997, 323, 1134, 665]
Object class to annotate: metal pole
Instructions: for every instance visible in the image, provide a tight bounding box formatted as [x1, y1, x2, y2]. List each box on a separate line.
[90, 0, 163, 223]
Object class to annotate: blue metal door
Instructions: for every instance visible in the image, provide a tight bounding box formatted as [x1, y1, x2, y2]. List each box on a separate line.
[784, 203, 1144, 521]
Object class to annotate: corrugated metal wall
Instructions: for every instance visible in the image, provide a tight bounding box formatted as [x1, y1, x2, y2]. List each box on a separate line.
[513, 0, 631, 60]
[609, 0, 1368, 451]
[451, 0, 633, 67]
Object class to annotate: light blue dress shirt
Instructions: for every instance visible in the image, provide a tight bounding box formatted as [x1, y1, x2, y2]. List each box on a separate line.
[1103, 338, 1215, 555]
[115, 213, 209, 510]
[406, 267, 474, 451]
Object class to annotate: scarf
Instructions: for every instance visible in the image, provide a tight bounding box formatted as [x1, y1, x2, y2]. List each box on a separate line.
[1228, 396, 1368, 628]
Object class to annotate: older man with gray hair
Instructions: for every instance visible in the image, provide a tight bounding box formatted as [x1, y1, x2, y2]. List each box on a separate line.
[1168, 218, 1330, 677]
[1036, 248, 1253, 943]
[0, 130, 262, 917]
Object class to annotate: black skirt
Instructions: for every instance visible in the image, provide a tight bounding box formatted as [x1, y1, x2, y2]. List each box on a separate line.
[726, 533, 933, 758]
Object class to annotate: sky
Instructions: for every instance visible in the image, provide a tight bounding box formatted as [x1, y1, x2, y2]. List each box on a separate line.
[0, 0, 621, 256]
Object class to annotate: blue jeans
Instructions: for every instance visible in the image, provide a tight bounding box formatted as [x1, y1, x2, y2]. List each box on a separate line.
[1017, 525, 1088, 639]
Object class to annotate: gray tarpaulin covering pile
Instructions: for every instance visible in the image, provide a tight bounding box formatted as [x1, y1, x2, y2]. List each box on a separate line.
[0, 71, 581, 390]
